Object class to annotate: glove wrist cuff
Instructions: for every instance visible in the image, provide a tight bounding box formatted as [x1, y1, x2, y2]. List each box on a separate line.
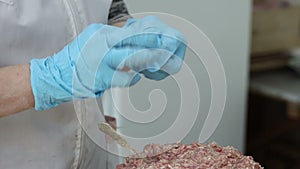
[30, 55, 73, 111]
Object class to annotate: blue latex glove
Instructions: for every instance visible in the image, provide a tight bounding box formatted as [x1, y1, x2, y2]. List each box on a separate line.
[120, 16, 187, 80]
[30, 16, 187, 110]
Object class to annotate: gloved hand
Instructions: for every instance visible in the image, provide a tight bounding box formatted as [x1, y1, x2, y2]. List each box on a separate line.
[30, 16, 187, 111]
[120, 16, 187, 80]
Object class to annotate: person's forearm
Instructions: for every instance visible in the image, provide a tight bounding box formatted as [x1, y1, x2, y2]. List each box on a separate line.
[0, 64, 34, 117]
[0, 21, 125, 118]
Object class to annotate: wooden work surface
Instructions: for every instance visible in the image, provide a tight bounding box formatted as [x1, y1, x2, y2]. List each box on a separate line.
[250, 68, 300, 119]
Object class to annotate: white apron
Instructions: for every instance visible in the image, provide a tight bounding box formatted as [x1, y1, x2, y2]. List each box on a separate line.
[0, 0, 116, 168]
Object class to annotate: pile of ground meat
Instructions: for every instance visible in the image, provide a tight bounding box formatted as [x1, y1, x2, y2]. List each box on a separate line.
[116, 142, 263, 169]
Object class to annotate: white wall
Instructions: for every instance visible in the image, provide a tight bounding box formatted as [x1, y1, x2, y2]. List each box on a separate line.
[120, 0, 252, 152]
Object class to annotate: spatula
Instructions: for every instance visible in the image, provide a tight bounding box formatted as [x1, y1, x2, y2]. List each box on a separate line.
[98, 122, 138, 154]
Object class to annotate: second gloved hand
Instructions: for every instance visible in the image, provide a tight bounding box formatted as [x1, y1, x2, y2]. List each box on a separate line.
[30, 16, 187, 111]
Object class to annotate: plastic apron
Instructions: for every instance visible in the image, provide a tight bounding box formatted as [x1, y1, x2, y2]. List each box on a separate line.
[0, 0, 117, 168]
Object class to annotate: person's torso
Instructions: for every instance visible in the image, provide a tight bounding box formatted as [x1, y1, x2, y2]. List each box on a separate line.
[0, 0, 113, 168]
[0, 0, 112, 66]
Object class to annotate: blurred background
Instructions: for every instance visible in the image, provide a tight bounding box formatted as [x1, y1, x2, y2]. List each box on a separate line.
[248, 0, 300, 168]
[106, 0, 300, 168]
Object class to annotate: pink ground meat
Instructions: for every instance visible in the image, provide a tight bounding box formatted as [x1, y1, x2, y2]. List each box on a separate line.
[116, 142, 263, 169]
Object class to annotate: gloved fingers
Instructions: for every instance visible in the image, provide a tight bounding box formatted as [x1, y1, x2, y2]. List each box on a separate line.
[140, 70, 169, 81]
[112, 33, 162, 49]
[111, 29, 184, 51]
[110, 71, 141, 87]
[114, 31, 184, 67]
[124, 16, 166, 31]
[115, 35, 186, 74]
[107, 47, 173, 72]
[159, 42, 187, 75]
[121, 16, 187, 47]
[127, 49, 173, 72]
[137, 42, 187, 80]
[94, 67, 140, 92]
[96, 21, 159, 49]
[143, 16, 187, 43]
[160, 34, 183, 56]
[107, 28, 162, 49]
[175, 41, 188, 60]
[106, 47, 132, 70]
[112, 31, 185, 51]
[109, 16, 185, 49]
